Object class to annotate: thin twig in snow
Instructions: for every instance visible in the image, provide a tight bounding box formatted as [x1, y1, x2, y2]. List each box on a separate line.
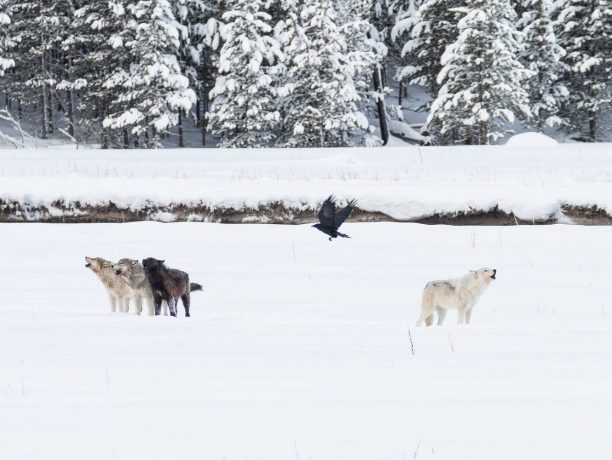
[407, 327, 415, 355]
[413, 437, 422, 458]
[294, 441, 300, 460]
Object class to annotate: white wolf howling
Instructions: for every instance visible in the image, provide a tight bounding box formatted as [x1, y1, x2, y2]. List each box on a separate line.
[416, 268, 497, 326]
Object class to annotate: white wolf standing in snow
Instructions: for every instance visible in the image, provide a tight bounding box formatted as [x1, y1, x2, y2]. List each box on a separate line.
[416, 268, 497, 326]
[112, 258, 168, 316]
[85, 257, 133, 313]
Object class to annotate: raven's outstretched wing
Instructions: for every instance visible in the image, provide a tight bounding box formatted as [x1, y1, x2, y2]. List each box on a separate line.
[318, 195, 337, 227]
[334, 198, 357, 229]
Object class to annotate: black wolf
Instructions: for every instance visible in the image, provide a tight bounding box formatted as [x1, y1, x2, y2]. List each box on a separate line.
[142, 257, 203, 317]
[312, 195, 357, 241]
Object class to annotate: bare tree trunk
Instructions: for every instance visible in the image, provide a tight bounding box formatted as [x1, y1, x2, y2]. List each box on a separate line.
[123, 128, 128, 149]
[41, 60, 48, 139]
[373, 66, 389, 146]
[196, 97, 201, 127]
[381, 65, 389, 89]
[41, 93, 48, 139]
[398, 80, 403, 106]
[589, 115, 597, 141]
[46, 55, 53, 134]
[101, 128, 109, 149]
[66, 58, 75, 138]
[178, 109, 184, 147]
[202, 91, 208, 146]
[144, 117, 150, 146]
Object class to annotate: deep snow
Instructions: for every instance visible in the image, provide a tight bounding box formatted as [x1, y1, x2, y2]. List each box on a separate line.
[0, 222, 611, 459]
[1, 142, 612, 222]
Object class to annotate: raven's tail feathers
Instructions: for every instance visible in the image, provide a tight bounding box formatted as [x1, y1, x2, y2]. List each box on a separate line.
[337, 232, 351, 239]
[190, 283, 203, 292]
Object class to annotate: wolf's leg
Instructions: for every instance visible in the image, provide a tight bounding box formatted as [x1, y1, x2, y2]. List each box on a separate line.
[122, 297, 130, 313]
[436, 307, 447, 326]
[109, 294, 117, 313]
[465, 308, 473, 324]
[154, 295, 162, 316]
[168, 298, 177, 317]
[163, 301, 169, 316]
[134, 295, 143, 315]
[145, 296, 155, 316]
[181, 292, 191, 317]
[457, 305, 466, 325]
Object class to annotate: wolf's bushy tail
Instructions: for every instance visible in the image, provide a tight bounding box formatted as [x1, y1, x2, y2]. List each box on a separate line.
[190, 282, 203, 292]
[416, 285, 435, 327]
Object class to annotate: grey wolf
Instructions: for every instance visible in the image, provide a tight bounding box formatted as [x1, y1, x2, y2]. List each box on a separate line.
[113, 258, 169, 316]
[416, 268, 497, 326]
[85, 257, 133, 313]
[142, 257, 203, 317]
[313, 195, 357, 241]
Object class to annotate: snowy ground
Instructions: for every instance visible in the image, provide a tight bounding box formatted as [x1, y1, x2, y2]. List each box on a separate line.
[1, 222, 611, 459]
[1, 142, 612, 221]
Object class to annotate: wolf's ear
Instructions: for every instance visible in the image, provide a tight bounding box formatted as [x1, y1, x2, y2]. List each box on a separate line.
[131, 260, 138, 266]
[159, 260, 165, 265]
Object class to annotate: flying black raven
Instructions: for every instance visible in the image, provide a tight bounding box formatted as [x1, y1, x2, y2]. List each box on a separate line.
[312, 195, 357, 241]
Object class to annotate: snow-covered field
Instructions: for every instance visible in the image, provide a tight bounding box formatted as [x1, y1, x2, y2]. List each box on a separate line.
[1, 222, 611, 459]
[1, 142, 612, 221]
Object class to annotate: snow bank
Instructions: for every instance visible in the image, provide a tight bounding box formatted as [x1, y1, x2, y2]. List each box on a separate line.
[0, 143, 611, 222]
[505, 132, 559, 146]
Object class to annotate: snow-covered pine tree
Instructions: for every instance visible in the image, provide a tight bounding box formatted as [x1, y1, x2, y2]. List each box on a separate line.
[385, 0, 417, 104]
[369, 0, 405, 87]
[174, 0, 223, 146]
[518, 0, 568, 130]
[71, 1, 128, 147]
[276, 0, 368, 147]
[102, 0, 196, 148]
[392, 0, 464, 103]
[337, 0, 388, 145]
[207, 0, 281, 148]
[4, 0, 55, 139]
[0, 0, 15, 79]
[73, 1, 144, 147]
[427, 0, 532, 144]
[558, 0, 611, 141]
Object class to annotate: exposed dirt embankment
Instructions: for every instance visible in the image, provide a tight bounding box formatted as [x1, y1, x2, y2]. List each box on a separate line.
[1, 200, 611, 225]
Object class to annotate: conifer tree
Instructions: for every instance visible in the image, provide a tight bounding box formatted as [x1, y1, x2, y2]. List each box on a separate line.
[0, 0, 15, 78]
[428, 0, 532, 144]
[3, 1, 75, 138]
[276, 0, 368, 147]
[102, 0, 196, 148]
[392, 0, 465, 103]
[558, 0, 611, 140]
[207, 0, 281, 147]
[518, 0, 568, 130]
